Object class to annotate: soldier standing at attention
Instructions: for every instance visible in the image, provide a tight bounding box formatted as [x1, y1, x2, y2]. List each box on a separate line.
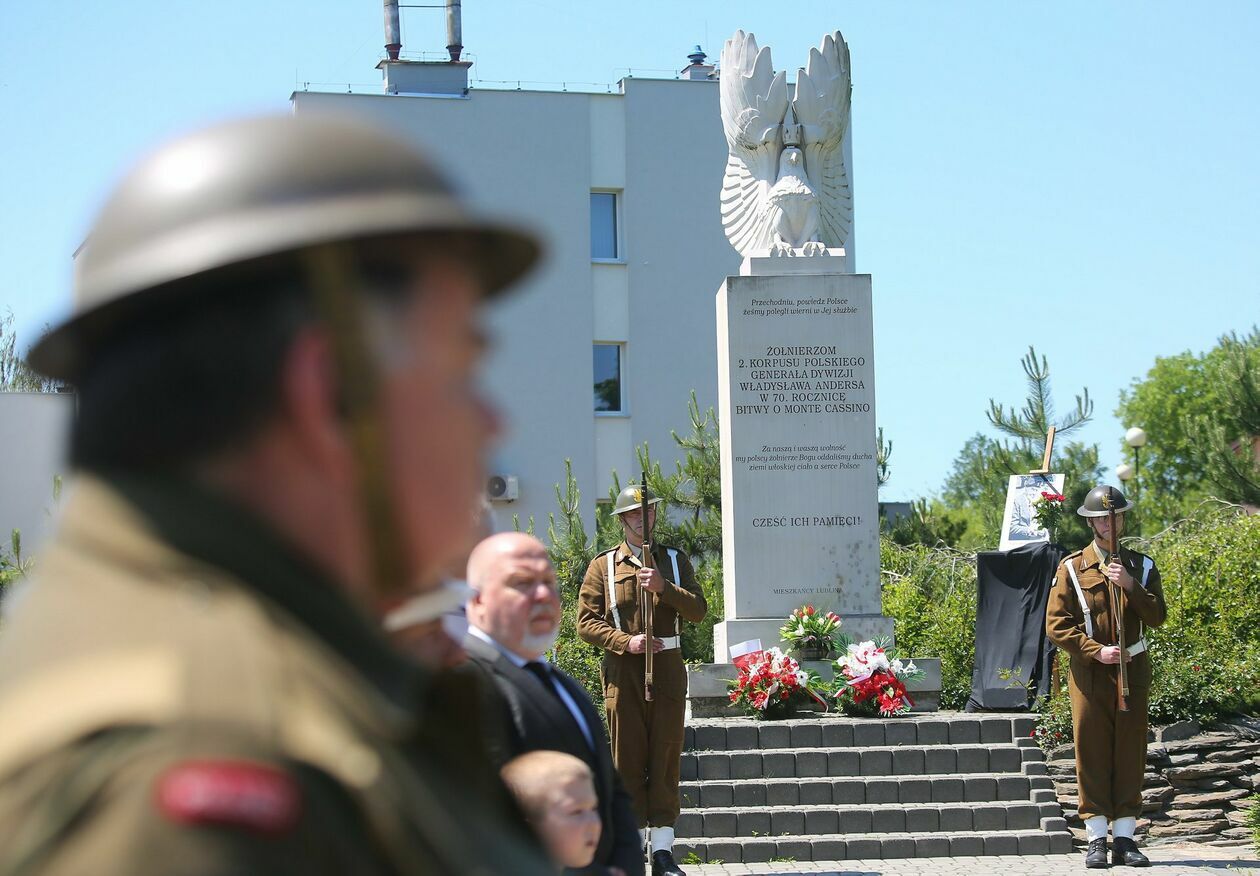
[1046, 485, 1167, 869]
[0, 113, 554, 875]
[578, 486, 707, 876]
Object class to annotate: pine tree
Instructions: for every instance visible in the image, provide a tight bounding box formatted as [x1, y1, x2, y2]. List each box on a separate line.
[943, 347, 1101, 550]
[1193, 329, 1260, 507]
[986, 345, 1093, 460]
[0, 311, 58, 393]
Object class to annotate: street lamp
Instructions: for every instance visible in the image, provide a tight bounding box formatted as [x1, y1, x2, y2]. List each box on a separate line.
[1116, 463, 1135, 483]
[1124, 427, 1148, 534]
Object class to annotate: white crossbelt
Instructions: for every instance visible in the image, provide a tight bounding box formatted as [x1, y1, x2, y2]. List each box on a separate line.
[606, 548, 684, 640]
[1064, 551, 1154, 646]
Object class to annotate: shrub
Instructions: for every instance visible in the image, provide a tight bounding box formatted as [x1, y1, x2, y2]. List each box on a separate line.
[880, 538, 976, 710]
[1147, 636, 1260, 726]
[1139, 504, 1260, 725]
[1137, 503, 1260, 651]
[1031, 652, 1073, 749]
[680, 559, 721, 664]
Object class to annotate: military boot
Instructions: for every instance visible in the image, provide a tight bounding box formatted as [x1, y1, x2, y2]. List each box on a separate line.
[651, 850, 686, 876]
[1111, 837, 1150, 867]
[1085, 837, 1109, 869]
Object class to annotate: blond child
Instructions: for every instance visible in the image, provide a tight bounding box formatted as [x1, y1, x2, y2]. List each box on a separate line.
[501, 751, 603, 873]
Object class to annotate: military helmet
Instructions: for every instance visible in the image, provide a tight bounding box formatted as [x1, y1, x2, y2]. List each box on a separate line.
[1077, 484, 1134, 518]
[28, 113, 542, 381]
[612, 485, 663, 516]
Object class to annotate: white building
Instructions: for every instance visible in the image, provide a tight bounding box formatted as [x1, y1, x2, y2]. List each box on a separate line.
[293, 12, 864, 531]
[0, 393, 73, 559]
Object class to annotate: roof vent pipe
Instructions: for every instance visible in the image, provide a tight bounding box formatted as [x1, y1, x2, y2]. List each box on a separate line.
[446, 0, 463, 62]
[384, 0, 402, 60]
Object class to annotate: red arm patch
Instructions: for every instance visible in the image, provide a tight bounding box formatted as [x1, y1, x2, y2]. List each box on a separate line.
[155, 760, 301, 835]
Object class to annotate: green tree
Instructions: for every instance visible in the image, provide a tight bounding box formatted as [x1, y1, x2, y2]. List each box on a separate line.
[0, 311, 58, 392]
[623, 393, 723, 662]
[876, 426, 892, 489]
[987, 346, 1093, 454]
[887, 498, 968, 549]
[630, 393, 722, 560]
[940, 347, 1102, 551]
[545, 394, 729, 695]
[1192, 330, 1260, 508]
[542, 460, 608, 706]
[1116, 329, 1260, 528]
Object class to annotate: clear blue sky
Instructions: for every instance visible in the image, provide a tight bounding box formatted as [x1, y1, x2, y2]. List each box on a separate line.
[2, 1, 1257, 500]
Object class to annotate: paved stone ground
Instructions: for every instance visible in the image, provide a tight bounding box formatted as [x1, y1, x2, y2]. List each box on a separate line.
[684, 843, 1259, 875]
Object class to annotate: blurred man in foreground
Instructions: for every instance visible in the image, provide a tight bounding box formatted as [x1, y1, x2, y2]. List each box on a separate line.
[0, 113, 552, 875]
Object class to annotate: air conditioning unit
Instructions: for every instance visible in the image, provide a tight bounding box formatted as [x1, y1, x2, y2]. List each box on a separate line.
[486, 474, 519, 502]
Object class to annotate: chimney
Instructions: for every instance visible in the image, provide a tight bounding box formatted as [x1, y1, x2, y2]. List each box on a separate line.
[376, 0, 472, 96]
[446, 0, 463, 62]
[384, 0, 401, 61]
[680, 45, 715, 81]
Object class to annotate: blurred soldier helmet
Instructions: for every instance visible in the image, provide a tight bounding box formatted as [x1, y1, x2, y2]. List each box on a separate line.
[29, 113, 540, 381]
[1077, 484, 1134, 518]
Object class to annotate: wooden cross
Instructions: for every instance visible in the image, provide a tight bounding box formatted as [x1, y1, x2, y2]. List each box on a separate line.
[1029, 426, 1056, 475]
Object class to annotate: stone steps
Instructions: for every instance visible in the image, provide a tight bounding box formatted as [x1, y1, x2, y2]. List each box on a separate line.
[673, 714, 1073, 863]
[681, 743, 1036, 780]
[681, 771, 1056, 808]
[685, 714, 1038, 750]
[673, 828, 1074, 864]
[675, 799, 1062, 837]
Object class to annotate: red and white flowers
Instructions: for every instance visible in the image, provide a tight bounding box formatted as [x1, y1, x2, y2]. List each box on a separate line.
[833, 638, 922, 717]
[728, 646, 826, 718]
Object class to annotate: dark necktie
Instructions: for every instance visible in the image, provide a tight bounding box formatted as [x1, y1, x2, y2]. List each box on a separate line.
[523, 661, 561, 700]
[524, 661, 594, 750]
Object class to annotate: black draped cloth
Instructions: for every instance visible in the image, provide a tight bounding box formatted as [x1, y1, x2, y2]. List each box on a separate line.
[966, 541, 1067, 711]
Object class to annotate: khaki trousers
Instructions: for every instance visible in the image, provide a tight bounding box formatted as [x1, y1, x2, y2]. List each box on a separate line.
[1069, 656, 1151, 821]
[603, 651, 686, 828]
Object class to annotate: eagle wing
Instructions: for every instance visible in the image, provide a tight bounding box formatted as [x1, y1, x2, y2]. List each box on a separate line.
[792, 31, 853, 250]
[719, 30, 789, 256]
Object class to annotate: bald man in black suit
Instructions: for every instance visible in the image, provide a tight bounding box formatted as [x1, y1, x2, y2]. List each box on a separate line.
[462, 533, 642, 876]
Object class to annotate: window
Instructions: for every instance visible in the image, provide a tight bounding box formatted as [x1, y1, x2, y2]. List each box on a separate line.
[593, 343, 623, 413]
[590, 192, 619, 260]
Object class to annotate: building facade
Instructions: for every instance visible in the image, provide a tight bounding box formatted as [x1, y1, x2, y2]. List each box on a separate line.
[294, 56, 750, 529]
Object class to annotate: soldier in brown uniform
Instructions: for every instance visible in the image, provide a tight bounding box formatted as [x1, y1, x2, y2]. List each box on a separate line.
[577, 486, 707, 876]
[0, 114, 554, 875]
[1046, 485, 1167, 869]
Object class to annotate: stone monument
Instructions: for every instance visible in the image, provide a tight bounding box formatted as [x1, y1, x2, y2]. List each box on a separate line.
[711, 28, 893, 659]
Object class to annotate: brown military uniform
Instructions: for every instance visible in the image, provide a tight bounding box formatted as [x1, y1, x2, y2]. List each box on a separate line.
[1046, 540, 1167, 821]
[577, 542, 707, 828]
[0, 476, 551, 875]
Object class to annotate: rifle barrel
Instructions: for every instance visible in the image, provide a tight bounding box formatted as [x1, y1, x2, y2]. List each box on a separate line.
[641, 473, 655, 703]
[1109, 501, 1130, 710]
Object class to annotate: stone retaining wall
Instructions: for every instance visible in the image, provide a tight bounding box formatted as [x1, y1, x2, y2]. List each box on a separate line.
[1046, 718, 1259, 846]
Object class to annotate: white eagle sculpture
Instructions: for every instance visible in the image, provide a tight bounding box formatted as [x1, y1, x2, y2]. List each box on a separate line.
[719, 29, 853, 257]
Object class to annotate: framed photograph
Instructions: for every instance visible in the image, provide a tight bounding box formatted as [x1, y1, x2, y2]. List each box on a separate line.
[999, 473, 1066, 551]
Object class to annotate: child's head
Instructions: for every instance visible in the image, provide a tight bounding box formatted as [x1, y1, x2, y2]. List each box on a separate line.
[501, 750, 601, 869]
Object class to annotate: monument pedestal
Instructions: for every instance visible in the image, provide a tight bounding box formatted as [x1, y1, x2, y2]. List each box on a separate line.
[713, 254, 893, 659]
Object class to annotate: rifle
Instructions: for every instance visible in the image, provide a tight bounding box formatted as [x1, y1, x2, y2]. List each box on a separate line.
[640, 472, 655, 703]
[1106, 488, 1130, 712]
